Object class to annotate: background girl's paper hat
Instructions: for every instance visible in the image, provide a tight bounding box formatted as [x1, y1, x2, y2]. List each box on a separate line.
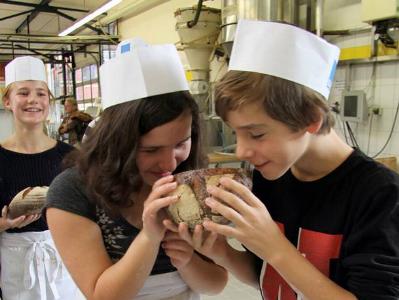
[100, 38, 189, 109]
[228, 20, 340, 99]
[5, 56, 47, 87]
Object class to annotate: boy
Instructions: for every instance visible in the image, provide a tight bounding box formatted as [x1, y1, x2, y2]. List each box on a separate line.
[174, 20, 399, 299]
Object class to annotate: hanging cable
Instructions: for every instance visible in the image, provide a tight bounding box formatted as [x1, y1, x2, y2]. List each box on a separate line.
[366, 113, 374, 155]
[345, 121, 360, 149]
[372, 98, 399, 158]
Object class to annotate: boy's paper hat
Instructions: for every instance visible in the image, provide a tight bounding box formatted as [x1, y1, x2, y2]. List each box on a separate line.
[229, 20, 340, 99]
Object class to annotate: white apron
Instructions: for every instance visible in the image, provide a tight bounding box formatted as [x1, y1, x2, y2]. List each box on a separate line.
[134, 271, 200, 300]
[0, 230, 80, 300]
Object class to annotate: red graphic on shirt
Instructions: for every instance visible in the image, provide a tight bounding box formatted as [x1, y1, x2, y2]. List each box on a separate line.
[261, 223, 343, 300]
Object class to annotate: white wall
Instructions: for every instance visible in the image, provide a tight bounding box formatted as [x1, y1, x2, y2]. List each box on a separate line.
[323, 0, 366, 30]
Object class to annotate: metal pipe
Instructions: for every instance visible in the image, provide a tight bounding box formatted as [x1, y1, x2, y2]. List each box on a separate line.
[187, 0, 204, 28]
[315, 0, 323, 36]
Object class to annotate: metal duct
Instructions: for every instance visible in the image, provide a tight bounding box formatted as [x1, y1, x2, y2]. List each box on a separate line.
[220, 0, 320, 57]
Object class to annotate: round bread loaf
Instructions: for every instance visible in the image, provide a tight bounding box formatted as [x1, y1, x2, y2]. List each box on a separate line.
[167, 168, 252, 229]
[8, 186, 48, 219]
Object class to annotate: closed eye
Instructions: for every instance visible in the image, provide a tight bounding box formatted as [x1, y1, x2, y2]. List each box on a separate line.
[250, 133, 265, 139]
[141, 148, 158, 153]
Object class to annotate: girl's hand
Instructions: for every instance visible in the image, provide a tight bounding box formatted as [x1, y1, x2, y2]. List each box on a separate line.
[162, 230, 194, 270]
[163, 220, 230, 265]
[142, 175, 178, 243]
[0, 206, 41, 232]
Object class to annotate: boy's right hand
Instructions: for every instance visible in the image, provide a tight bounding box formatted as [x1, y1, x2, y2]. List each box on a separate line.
[0, 206, 41, 231]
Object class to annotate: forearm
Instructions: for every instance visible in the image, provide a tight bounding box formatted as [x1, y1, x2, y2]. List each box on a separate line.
[92, 231, 160, 300]
[177, 253, 228, 295]
[213, 246, 259, 289]
[267, 237, 357, 300]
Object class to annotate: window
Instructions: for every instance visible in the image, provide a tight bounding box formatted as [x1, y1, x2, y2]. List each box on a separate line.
[74, 63, 99, 110]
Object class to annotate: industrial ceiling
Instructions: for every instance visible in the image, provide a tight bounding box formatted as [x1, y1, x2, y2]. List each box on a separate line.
[0, 0, 119, 62]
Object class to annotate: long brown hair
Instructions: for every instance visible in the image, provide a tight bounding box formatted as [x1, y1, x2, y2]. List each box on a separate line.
[215, 71, 335, 134]
[66, 91, 206, 214]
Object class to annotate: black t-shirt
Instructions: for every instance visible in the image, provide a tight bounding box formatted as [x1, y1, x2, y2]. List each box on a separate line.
[0, 141, 73, 233]
[45, 167, 176, 275]
[252, 149, 399, 300]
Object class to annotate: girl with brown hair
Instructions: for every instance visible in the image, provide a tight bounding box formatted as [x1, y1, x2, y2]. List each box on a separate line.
[45, 39, 227, 300]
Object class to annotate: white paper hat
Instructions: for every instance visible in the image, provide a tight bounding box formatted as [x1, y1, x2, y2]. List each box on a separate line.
[5, 56, 47, 87]
[229, 20, 340, 99]
[100, 38, 189, 109]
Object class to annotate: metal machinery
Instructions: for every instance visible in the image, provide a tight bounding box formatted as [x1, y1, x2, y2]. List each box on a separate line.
[175, 0, 320, 150]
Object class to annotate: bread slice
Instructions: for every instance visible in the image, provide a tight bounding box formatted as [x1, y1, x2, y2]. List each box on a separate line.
[167, 168, 252, 229]
[8, 186, 48, 219]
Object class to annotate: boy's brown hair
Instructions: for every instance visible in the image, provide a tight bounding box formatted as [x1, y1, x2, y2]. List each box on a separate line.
[215, 71, 335, 134]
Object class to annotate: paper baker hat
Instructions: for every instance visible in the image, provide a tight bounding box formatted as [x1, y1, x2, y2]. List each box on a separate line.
[228, 20, 340, 99]
[100, 38, 189, 109]
[5, 56, 47, 87]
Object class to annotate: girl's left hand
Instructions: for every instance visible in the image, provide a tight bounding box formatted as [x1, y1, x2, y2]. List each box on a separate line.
[162, 230, 194, 270]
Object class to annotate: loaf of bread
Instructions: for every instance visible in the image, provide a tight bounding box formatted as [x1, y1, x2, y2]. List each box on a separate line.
[167, 168, 252, 229]
[8, 186, 48, 219]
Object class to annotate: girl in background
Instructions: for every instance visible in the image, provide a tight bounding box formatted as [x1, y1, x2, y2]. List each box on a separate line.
[0, 56, 79, 299]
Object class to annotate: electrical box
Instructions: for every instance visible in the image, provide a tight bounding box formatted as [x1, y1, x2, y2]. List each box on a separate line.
[340, 91, 368, 123]
[362, 0, 399, 23]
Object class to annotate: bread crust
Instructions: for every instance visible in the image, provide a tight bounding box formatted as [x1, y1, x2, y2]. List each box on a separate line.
[167, 168, 252, 229]
[8, 186, 48, 219]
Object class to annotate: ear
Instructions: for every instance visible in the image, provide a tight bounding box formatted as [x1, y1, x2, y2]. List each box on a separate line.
[306, 118, 323, 134]
[2, 97, 11, 111]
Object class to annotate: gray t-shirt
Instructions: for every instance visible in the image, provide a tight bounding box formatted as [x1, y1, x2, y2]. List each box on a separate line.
[45, 167, 176, 275]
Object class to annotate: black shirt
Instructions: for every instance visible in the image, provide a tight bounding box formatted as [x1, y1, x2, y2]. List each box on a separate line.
[45, 167, 176, 275]
[0, 141, 73, 233]
[252, 149, 399, 300]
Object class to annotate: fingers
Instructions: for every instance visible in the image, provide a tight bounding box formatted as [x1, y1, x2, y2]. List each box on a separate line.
[146, 181, 178, 204]
[163, 219, 179, 233]
[201, 230, 219, 250]
[205, 196, 245, 226]
[1, 206, 8, 218]
[15, 214, 41, 228]
[177, 223, 195, 246]
[8, 215, 27, 228]
[152, 175, 175, 190]
[192, 224, 205, 249]
[202, 219, 236, 239]
[143, 194, 178, 217]
[218, 176, 258, 207]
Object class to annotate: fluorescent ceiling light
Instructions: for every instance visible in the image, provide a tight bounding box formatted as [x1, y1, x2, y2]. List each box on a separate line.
[58, 0, 122, 36]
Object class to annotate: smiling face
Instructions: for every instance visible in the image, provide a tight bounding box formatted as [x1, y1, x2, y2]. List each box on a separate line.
[4, 80, 50, 127]
[136, 109, 192, 186]
[226, 102, 311, 180]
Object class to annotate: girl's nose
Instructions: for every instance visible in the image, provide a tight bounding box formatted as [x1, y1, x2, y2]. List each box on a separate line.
[158, 149, 178, 173]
